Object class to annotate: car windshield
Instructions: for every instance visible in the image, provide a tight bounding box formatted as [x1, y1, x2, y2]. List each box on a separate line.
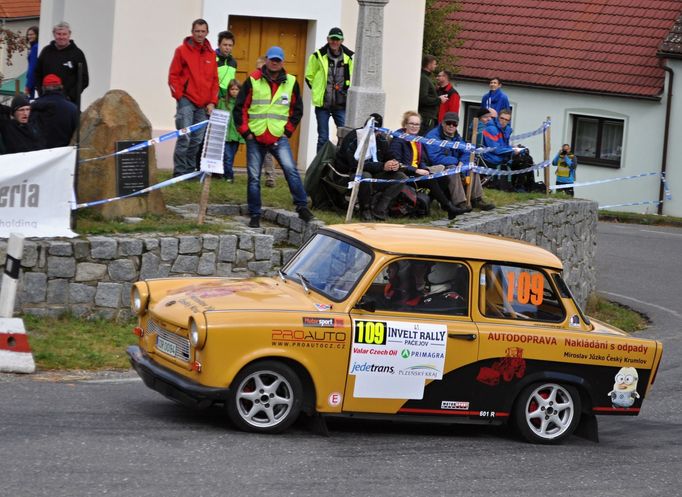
[284, 233, 373, 301]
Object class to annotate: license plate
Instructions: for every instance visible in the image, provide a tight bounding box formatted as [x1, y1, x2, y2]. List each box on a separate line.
[156, 336, 177, 357]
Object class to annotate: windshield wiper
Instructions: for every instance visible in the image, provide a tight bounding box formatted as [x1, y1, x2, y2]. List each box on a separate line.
[296, 272, 311, 294]
[278, 269, 286, 282]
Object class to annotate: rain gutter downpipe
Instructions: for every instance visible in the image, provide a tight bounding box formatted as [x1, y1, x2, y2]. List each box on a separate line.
[659, 62, 673, 215]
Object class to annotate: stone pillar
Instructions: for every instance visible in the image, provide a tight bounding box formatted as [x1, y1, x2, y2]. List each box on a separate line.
[345, 0, 390, 129]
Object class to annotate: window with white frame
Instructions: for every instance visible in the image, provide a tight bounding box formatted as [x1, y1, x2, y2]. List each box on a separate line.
[571, 115, 624, 168]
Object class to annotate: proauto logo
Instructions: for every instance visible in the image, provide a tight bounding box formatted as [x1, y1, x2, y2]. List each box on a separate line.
[350, 362, 395, 374]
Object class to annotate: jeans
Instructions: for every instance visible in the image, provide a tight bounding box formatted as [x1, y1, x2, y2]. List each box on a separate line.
[246, 136, 307, 216]
[223, 141, 240, 179]
[314, 107, 345, 152]
[172, 97, 207, 176]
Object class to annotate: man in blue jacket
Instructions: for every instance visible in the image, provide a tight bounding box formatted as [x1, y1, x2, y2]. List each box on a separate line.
[30, 74, 79, 148]
[481, 77, 510, 116]
[424, 112, 494, 211]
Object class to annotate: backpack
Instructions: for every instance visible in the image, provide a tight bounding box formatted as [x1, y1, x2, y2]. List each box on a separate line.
[387, 186, 431, 218]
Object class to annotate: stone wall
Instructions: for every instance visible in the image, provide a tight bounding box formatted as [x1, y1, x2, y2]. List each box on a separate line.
[0, 198, 597, 320]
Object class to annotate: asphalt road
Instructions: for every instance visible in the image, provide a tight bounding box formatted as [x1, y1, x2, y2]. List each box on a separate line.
[0, 222, 680, 497]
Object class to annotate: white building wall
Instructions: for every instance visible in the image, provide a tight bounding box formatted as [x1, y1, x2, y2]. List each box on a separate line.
[456, 80, 673, 215]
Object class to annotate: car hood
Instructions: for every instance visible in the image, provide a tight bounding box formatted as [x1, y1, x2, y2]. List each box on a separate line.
[147, 277, 332, 323]
[588, 317, 629, 337]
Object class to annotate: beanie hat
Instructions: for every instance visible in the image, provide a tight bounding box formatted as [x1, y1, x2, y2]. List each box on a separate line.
[476, 107, 493, 118]
[11, 95, 30, 114]
[42, 73, 63, 87]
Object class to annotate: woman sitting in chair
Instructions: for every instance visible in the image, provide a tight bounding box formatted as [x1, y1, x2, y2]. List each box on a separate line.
[388, 111, 469, 220]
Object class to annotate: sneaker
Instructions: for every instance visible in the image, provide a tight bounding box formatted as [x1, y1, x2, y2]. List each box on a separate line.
[360, 208, 374, 221]
[473, 198, 495, 211]
[455, 202, 473, 212]
[248, 215, 260, 228]
[225, 177, 234, 183]
[265, 178, 276, 188]
[296, 206, 315, 222]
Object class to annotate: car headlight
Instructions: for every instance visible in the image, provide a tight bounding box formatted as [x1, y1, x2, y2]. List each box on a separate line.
[131, 282, 149, 316]
[188, 316, 207, 350]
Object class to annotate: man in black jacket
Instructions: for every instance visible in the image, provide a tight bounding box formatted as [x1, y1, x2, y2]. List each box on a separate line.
[30, 74, 79, 148]
[0, 95, 46, 154]
[34, 21, 89, 108]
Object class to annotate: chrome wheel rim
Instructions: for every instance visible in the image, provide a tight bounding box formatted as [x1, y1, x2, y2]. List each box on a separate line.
[235, 370, 294, 428]
[524, 383, 575, 440]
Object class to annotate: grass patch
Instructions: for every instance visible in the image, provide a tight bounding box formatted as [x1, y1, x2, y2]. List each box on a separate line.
[75, 209, 225, 235]
[585, 295, 649, 334]
[25, 314, 137, 370]
[598, 210, 682, 228]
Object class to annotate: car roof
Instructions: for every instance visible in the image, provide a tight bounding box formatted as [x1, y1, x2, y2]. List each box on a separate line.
[325, 224, 563, 270]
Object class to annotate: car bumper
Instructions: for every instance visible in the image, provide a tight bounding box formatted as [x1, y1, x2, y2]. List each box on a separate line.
[127, 345, 230, 408]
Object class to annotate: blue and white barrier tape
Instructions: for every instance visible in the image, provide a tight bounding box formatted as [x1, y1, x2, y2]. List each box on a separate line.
[549, 171, 661, 191]
[78, 120, 209, 163]
[72, 171, 204, 210]
[372, 120, 548, 156]
[349, 160, 551, 187]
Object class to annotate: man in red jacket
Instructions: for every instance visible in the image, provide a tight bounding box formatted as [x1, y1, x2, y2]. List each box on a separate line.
[168, 19, 218, 177]
[436, 70, 460, 123]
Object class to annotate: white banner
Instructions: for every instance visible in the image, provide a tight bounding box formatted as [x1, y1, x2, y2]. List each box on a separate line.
[0, 147, 77, 238]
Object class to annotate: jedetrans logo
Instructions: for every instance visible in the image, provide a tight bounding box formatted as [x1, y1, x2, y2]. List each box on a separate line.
[350, 362, 395, 374]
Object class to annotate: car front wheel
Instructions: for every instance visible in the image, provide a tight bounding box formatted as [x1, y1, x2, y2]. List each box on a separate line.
[513, 382, 581, 444]
[227, 360, 303, 433]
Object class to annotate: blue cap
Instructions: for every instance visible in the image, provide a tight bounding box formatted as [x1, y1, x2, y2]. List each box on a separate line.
[265, 46, 285, 61]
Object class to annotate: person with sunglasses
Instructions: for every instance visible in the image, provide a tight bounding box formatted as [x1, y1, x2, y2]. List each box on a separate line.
[388, 111, 469, 219]
[424, 112, 495, 211]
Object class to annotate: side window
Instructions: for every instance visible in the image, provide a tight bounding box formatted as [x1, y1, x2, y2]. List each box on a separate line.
[479, 264, 565, 322]
[369, 259, 469, 316]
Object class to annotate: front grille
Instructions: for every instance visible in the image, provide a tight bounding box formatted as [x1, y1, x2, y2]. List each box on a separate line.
[149, 319, 190, 361]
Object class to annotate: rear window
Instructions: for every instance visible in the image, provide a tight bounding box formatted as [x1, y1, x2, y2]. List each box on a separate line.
[479, 264, 565, 322]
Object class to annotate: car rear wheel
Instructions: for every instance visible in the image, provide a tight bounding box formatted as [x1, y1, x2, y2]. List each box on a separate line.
[514, 382, 581, 444]
[227, 360, 303, 434]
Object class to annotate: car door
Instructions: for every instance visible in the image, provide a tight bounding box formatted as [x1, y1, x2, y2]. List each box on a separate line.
[342, 258, 480, 416]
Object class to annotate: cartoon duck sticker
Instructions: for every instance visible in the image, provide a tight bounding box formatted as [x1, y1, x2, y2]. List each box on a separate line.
[608, 367, 640, 408]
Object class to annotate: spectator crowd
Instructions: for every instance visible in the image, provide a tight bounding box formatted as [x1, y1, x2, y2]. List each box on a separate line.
[1, 19, 572, 223]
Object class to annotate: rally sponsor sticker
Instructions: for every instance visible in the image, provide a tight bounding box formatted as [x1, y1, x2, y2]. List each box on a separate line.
[350, 319, 447, 399]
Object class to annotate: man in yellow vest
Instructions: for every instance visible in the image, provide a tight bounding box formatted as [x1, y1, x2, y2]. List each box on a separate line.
[233, 46, 313, 228]
[305, 27, 354, 152]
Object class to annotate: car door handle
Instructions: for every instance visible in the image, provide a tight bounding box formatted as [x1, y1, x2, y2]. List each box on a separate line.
[448, 333, 477, 341]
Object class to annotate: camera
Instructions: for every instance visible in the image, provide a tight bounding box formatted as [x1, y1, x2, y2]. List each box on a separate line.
[561, 150, 568, 155]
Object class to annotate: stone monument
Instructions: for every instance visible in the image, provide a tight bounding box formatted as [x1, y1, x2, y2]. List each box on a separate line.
[345, 0, 390, 129]
[77, 90, 166, 219]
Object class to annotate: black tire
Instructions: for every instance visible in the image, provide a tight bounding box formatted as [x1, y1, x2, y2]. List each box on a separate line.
[226, 360, 303, 434]
[513, 382, 581, 444]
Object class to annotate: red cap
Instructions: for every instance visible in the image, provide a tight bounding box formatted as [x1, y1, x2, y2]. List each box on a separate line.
[42, 73, 62, 86]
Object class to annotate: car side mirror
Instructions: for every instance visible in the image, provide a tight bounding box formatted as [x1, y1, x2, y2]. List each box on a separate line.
[355, 296, 376, 312]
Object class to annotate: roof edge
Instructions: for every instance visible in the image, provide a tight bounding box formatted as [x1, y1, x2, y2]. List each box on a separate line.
[454, 76, 663, 102]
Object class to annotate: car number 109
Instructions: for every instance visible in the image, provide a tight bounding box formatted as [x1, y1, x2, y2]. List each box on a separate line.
[157, 336, 177, 357]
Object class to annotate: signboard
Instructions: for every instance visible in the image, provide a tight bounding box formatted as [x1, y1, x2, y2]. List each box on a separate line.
[0, 146, 77, 238]
[116, 140, 149, 196]
[349, 319, 448, 399]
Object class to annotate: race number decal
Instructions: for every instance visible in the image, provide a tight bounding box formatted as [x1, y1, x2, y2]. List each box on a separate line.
[506, 271, 543, 305]
[354, 320, 387, 345]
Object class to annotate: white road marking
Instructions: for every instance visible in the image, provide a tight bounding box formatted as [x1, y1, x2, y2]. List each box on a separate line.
[601, 291, 682, 319]
[639, 229, 682, 238]
[82, 377, 142, 384]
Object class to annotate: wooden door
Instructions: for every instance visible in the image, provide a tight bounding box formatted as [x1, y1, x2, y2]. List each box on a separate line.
[228, 16, 308, 167]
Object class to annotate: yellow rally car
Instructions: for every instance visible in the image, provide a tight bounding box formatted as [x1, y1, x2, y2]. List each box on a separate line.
[127, 224, 663, 444]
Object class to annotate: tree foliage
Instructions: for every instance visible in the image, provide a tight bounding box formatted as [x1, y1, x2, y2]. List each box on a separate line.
[422, 0, 463, 73]
[0, 27, 28, 66]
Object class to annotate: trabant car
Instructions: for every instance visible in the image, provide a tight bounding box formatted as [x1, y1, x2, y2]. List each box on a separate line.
[127, 224, 663, 444]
